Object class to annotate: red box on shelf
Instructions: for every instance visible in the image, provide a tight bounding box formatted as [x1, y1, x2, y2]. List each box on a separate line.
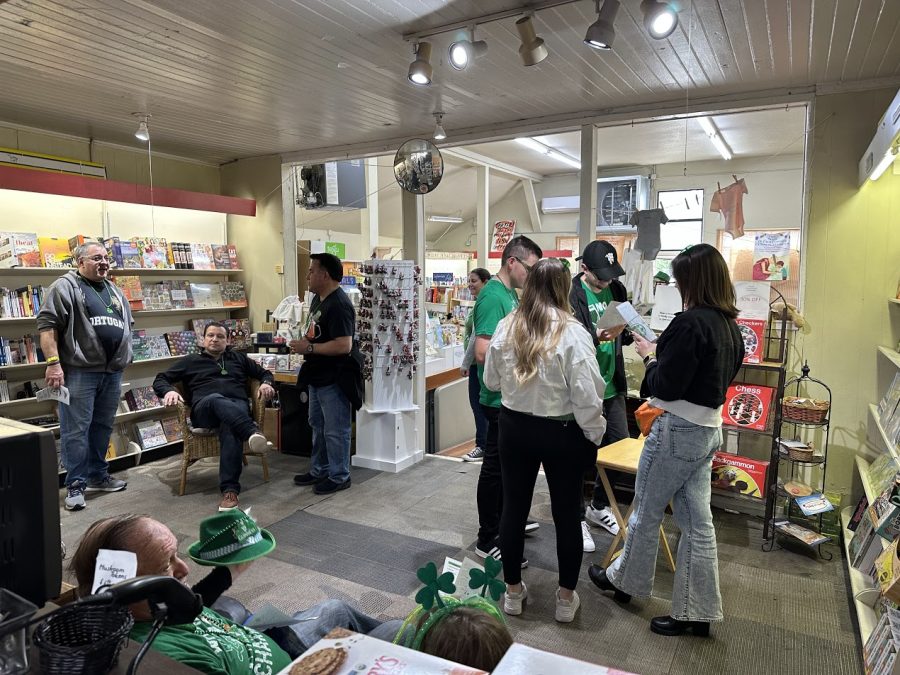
[722, 383, 775, 431]
[711, 452, 770, 499]
[736, 318, 766, 364]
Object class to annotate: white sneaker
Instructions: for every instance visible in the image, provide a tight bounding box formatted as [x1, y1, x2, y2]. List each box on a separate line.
[555, 589, 580, 623]
[248, 433, 270, 453]
[586, 505, 620, 536]
[462, 447, 485, 462]
[581, 520, 595, 552]
[503, 582, 527, 616]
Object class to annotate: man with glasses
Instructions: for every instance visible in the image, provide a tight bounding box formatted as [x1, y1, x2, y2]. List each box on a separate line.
[472, 235, 543, 564]
[38, 242, 134, 511]
[154, 322, 276, 511]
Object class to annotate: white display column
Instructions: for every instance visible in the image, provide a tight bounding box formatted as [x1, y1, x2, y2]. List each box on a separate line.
[353, 260, 424, 472]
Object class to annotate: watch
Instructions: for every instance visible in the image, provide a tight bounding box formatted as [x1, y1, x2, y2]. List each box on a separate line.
[306, 343, 314, 354]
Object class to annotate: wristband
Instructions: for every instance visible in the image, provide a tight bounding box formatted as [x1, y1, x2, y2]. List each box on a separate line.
[643, 353, 656, 365]
[46, 356, 60, 365]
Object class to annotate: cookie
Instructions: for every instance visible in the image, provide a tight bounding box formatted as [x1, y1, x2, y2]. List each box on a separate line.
[290, 646, 347, 675]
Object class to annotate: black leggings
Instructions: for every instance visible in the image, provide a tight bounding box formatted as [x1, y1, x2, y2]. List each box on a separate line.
[498, 406, 595, 589]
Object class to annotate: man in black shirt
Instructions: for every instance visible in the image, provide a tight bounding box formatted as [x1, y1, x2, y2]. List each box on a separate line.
[153, 322, 275, 511]
[290, 253, 358, 495]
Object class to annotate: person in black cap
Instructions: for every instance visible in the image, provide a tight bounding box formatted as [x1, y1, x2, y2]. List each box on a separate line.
[570, 240, 634, 552]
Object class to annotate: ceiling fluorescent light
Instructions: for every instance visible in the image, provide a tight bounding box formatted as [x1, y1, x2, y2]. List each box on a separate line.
[710, 135, 733, 161]
[870, 146, 898, 181]
[408, 42, 433, 86]
[516, 137, 581, 169]
[547, 149, 582, 169]
[428, 215, 464, 223]
[697, 116, 732, 161]
[640, 0, 678, 39]
[515, 137, 549, 153]
[515, 15, 548, 66]
[584, 0, 619, 51]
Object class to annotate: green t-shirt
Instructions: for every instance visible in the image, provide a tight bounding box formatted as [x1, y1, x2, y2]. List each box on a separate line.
[582, 280, 621, 400]
[129, 607, 292, 675]
[474, 278, 519, 408]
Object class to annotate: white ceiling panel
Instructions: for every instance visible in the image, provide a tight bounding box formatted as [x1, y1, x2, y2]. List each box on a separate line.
[0, 1, 895, 164]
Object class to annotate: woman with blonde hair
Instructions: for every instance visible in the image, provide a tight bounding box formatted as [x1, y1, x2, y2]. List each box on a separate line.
[484, 258, 607, 623]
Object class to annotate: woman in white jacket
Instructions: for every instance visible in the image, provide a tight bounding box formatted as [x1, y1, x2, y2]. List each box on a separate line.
[484, 258, 607, 623]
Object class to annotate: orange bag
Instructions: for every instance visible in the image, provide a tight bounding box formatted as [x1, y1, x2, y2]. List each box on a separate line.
[635, 401, 665, 437]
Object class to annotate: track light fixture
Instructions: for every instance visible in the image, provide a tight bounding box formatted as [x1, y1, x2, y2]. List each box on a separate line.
[584, 0, 619, 50]
[132, 113, 151, 142]
[408, 42, 433, 86]
[641, 0, 678, 39]
[515, 15, 549, 66]
[433, 113, 447, 141]
[449, 27, 488, 71]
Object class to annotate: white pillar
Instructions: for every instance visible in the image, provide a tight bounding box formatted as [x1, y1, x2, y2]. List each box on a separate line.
[361, 158, 380, 258]
[281, 164, 298, 297]
[578, 124, 598, 256]
[476, 165, 490, 267]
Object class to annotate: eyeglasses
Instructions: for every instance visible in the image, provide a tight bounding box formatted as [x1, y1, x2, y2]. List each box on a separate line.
[512, 257, 533, 273]
[83, 255, 110, 263]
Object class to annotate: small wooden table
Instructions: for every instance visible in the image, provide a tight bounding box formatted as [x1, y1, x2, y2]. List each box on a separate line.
[595, 437, 676, 572]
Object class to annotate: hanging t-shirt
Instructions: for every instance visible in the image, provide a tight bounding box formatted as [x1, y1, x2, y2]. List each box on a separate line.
[298, 287, 356, 388]
[473, 278, 518, 408]
[710, 179, 748, 237]
[77, 275, 126, 364]
[129, 607, 292, 675]
[630, 209, 668, 260]
[581, 281, 620, 400]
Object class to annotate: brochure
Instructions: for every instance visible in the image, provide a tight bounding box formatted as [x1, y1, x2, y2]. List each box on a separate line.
[596, 300, 657, 342]
[774, 520, 829, 547]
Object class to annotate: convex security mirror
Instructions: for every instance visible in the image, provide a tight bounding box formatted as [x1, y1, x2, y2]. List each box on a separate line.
[393, 139, 444, 194]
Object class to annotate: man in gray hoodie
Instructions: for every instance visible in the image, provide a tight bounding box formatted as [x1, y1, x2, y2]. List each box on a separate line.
[37, 241, 133, 511]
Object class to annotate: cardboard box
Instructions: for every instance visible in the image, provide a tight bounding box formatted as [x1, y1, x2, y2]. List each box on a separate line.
[722, 383, 775, 431]
[493, 644, 636, 674]
[277, 632, 486, 675]
[711, 452, 769, 499]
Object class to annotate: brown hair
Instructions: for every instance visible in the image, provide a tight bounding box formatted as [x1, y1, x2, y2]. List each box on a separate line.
[509, 258, 575, 384]
[420, 607, 513, 671]
[469, 268, 491, 283]
[671, 244, 739, 318]
[70, 514, 148, 598]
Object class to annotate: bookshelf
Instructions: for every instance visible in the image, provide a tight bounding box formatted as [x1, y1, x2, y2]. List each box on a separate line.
[0, 267, 243, 277]
[879, 345, 900, 370]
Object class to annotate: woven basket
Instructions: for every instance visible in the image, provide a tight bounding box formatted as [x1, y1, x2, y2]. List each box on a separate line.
[786, 444, 816, 461]
[33, 604, 133, 675]
[782, 396, 830, 424]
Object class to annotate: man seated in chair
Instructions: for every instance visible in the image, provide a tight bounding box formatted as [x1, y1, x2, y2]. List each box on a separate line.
[153, 321, 275, 511]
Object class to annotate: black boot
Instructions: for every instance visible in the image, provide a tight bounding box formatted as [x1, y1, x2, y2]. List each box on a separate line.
[649, 615, 710, 637]
[587, 564, 631, 603]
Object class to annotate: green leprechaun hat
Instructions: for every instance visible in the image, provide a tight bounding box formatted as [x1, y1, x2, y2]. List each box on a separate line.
[188, 509, 276, 566]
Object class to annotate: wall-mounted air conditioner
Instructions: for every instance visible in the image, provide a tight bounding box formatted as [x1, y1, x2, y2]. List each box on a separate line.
[858, 88, 900, 185]
[541, 195, 580, 213]
[540, 175, 651, 224]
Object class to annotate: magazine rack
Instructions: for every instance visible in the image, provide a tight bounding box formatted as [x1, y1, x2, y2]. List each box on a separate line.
[761, 362, 833, 559]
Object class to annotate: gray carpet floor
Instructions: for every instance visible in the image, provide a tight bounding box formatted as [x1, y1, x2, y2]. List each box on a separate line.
[59, 452, 862, 674]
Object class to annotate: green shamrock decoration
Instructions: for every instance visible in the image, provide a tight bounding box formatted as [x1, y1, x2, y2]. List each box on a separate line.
[468, 555, 506, 601]
[414, 561, 456, 610]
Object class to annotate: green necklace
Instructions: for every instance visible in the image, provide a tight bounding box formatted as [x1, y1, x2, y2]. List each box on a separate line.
[217, 356, 227, 375]
[84, 278, 117, 315]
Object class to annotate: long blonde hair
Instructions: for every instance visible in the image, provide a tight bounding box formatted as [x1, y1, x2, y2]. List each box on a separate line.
[509, 258, 574, 384]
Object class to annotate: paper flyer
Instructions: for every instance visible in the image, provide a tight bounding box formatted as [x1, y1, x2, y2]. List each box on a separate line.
[649, 285, 682, 331]
[490, 220, 516, 253]
[596, 301, 657, 342]
[752, 232, 791, 281]
[734, 281, 771, 320]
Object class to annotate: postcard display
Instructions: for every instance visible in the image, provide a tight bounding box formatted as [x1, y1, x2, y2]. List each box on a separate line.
[353, 260, 425, 472]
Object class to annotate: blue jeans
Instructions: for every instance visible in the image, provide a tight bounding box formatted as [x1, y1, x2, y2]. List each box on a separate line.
[59, 368, 123, 487]
[607, 412, 724, 622]
[212, 597, 404, 658]
[191, 394, 258, 494]
[467, 365, 488, 448]
[308, 383, 352, 483]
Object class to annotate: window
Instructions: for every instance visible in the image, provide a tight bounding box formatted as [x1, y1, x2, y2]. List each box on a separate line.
[654, 189, 704, 279]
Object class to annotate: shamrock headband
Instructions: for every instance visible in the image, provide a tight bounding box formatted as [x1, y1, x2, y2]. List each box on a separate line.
[393, 556, 507, 651]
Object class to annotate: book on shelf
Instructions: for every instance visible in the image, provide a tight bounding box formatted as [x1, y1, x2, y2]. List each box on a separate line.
[224, 318, 251, 349]
[773, 520, 829, 547]
[112, 276, 144, 311]
[849, 495, 870, 531]
[871, 474, 900, 541]
[101, 237, 120, 268]
[220, 281, 246, 307]
[161, 417, 182, 443]
[211, 244, 231, 270]
[735, 318, 766, 364]
[1, 233, 41, 268]
[124, 386, 161, 411]
[37, 237, 74, 268]
[875, 539, 900, 604]
[130, 329, 150, 362]
[67, 235, 97, 252]
[722, 383, 775, 431]
[710, 452, 769, 499]
[134, 237, 171, 269]
[114, 241, 143, 269]
[141, 282, 174, 311]
[190, 282, 224, 308]
[168, 280, 194, 309]
[227, 244, 239, 269]
[165, 330, 200, 356]
[146, 333, 172, 359]
[190, 243, 215, 270]
[0, 233, 15, 269]
[880, 373, 900, 423]
[134, 419, 168, 450]
[169, 242, 195, 269]
[871, 454, 900, 496]
[793, 492, 835, 516]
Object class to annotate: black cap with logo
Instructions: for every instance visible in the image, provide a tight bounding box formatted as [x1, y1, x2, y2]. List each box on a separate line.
[576, 240, 626, 280]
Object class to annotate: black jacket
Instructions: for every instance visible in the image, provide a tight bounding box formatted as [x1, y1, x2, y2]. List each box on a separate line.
[641, 306, 745, 407]
[153, 347, 274, 404]
[569, 273, 632, 397]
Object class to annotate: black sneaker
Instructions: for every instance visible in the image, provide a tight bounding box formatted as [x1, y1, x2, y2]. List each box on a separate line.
[314, 478, 351, 495]
[293, 472, 325, 486]
[474, 541, 528, 568]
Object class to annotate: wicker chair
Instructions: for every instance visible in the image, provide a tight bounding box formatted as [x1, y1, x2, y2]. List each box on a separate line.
[174, 380, 270, 496]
